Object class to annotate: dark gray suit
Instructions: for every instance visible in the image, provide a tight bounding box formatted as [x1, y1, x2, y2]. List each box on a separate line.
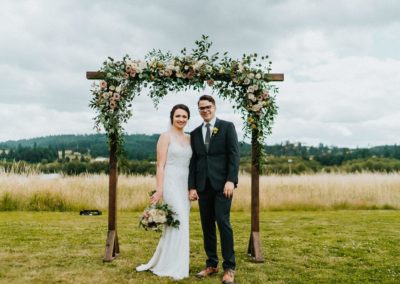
[189, 118, 240, 270]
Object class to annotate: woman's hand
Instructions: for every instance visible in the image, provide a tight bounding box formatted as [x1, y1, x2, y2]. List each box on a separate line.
[150, 191, 162, 204]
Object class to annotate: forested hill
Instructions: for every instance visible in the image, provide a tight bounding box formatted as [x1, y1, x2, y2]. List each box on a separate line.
[1, 134, 400, 162]
[0, 134, 159, 160]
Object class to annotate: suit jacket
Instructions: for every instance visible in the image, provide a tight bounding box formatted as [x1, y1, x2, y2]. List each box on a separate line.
[188, 118, 240, 192]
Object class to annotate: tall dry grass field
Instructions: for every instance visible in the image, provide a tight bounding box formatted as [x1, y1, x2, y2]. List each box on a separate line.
[1, 173, 399, 211]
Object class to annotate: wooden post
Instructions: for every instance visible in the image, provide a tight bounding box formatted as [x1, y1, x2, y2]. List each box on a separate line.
[248, 127, 264, 262]
[86, 72, 120, 262]
[103, 133, 119, 262]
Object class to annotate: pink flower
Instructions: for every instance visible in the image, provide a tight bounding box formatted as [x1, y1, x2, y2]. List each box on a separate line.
[113, 93, 121, 101]
[100, 81, 107, 89]
[262, 90, 269, 100]
[165, 69, 173, 77]
[207, 79, 214, 86]
[109, 100, 117, 109]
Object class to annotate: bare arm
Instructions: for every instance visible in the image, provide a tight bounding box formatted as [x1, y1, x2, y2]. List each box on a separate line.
[150, 133, 169, 204]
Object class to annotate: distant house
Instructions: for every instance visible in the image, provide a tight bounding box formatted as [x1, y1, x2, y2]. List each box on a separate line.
[92, 157, 109, 163]
[73, 152, 82, 159]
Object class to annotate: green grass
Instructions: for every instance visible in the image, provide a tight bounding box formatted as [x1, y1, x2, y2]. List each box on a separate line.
[0, 211, 399, 283]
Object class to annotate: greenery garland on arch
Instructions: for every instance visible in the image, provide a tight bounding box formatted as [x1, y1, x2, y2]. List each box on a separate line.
[89, 35, 279, 163]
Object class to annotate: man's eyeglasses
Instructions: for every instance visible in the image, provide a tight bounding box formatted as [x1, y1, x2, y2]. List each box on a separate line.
[198, 105, 214, 112]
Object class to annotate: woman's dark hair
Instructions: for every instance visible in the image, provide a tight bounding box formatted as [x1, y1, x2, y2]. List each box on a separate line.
[197, 95, 215, 106]
[170, 104, 190, 124]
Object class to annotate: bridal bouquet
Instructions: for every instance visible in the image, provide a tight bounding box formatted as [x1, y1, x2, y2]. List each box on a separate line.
[139, 192, 180, 232]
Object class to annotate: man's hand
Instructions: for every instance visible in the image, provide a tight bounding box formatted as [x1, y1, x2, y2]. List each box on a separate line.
[223, 181, 234, 198]
[189, 189, 199, 201]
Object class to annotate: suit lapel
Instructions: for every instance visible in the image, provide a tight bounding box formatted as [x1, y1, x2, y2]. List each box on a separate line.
[208, 118, 221, 152]
[195, 125, 207, 153]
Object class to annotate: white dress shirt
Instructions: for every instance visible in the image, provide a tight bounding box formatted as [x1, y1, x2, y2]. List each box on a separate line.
[201, 117, 217, 143]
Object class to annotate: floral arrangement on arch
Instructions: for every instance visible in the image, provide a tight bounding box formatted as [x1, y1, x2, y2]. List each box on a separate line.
[89, 35, 279, 162]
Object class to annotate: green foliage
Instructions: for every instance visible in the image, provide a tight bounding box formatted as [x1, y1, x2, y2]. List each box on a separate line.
[0, 193, 18, 211]
[27, 192, 69, 211]
[0, 192, 82, 212]
[341, 157, 400, 173]
[0, 144, 57, 163]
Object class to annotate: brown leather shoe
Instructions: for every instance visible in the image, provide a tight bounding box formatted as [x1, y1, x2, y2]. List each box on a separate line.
[195, 266, 219, 278]
[222, 269, 235, 284]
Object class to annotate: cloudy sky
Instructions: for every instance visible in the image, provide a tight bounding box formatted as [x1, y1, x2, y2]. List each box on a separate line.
[1, 0, 399, 147]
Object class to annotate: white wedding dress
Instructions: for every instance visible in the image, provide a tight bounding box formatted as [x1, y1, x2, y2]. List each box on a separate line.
[136, 134, 192, 280]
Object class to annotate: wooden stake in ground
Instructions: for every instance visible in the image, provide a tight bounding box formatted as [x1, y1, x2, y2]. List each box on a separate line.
[103, 133, 119, 261]
[86, 70, 284, 263]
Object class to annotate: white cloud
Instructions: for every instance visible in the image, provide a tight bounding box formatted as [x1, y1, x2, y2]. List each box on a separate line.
[1, 0, 400, 147]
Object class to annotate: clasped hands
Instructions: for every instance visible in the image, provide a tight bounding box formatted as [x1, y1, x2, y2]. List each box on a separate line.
[189, 181, 234, 201]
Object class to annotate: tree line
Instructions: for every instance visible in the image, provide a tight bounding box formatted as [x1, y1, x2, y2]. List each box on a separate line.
[1, 134, 400, 175]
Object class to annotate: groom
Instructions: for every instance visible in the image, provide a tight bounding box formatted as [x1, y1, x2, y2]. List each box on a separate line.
[189, 95, 240, 284]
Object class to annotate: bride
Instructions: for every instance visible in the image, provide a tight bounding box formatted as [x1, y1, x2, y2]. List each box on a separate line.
[136, 104, 192, 280]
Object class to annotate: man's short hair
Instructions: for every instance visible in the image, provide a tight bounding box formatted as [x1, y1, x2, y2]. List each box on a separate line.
[198, 95, 215, 106]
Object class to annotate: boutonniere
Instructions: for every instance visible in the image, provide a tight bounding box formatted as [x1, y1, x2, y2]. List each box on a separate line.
[212, 127, 219, 136]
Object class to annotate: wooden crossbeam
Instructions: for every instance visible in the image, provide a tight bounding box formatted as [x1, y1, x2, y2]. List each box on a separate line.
[86, 71, 284, 82]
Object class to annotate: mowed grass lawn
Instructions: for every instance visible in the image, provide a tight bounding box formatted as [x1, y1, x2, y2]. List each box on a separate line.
[1, 211, 399, 283]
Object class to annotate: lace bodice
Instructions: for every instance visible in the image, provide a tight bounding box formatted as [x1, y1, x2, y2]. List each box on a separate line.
[165, 134, 192, 169]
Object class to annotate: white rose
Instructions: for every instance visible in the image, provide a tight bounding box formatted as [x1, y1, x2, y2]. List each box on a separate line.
[247, 93, 256, 102]
[109, 85, 116, 91]
[247, 86, 255, 93]
[193, 60, 206, 70]
[247, 73, 255, 79]
[255, 73, 262, 80]
[251, 103, 263, 112]
[115, 86, 122, 93]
